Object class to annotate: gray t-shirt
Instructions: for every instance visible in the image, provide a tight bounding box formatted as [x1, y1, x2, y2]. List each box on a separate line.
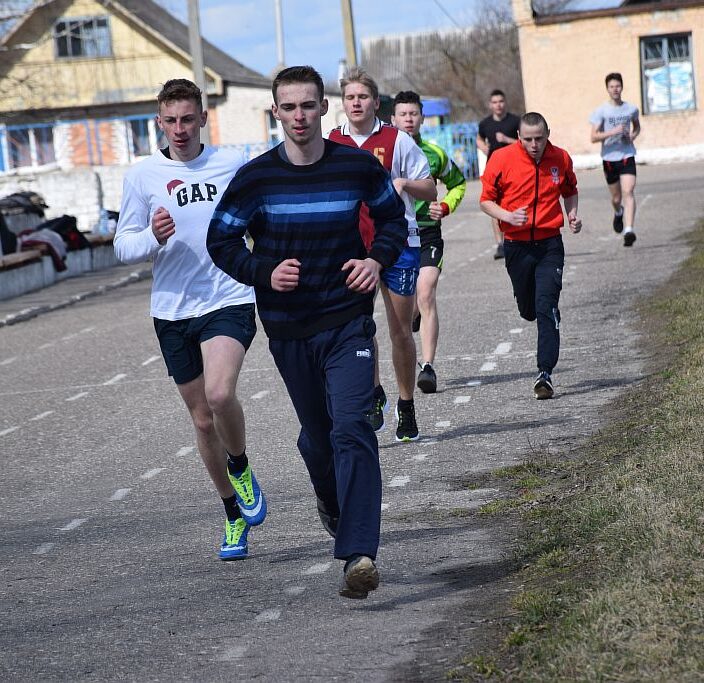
[589, 101, 639, 161]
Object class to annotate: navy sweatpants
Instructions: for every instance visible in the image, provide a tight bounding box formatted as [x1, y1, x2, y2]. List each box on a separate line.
[268, 314, 381, 561]
[504, 235, 564, 374]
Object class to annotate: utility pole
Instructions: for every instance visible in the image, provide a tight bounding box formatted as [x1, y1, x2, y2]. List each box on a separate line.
[187, 0, 210, 144]
[274, 0, 285, 73]
[340, 0, 357, 69]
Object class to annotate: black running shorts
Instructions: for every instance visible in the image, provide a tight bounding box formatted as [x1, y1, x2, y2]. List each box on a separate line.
[603, 156, 636, 185]
[153, 303, 256, 385]
[419, 226, 444, 270]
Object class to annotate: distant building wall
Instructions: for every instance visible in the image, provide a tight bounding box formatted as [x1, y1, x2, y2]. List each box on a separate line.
[513, 0, 704, 163]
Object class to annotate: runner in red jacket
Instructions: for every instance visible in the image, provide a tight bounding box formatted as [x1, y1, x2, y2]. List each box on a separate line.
[480, 112, 582, 399]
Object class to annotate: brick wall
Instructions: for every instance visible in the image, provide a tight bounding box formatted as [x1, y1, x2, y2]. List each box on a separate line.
[513, 0, 704, 157]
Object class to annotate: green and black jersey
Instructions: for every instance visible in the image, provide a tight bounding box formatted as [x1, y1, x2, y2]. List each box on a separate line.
[415, 137, 467, 230]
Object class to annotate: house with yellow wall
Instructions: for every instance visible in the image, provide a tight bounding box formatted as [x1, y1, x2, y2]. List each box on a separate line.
[0, 0, 278, 173]
[512, 0, 704, 165]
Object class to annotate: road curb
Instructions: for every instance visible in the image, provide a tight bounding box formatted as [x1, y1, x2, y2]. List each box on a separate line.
[0, 268, 152, 328]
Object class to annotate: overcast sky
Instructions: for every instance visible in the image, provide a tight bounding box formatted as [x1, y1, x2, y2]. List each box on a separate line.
[158, 0, 621, 81]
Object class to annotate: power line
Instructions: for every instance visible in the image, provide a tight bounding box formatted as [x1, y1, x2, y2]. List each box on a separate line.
[432, 0, 465, 30]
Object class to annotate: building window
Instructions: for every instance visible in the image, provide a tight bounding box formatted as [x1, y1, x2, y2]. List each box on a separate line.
[6, 126, 56, 170]
[129, 119, 152, 157]
[641, 33, 696, 114]
[54, 17, 112, 58]
[266, 110, 282, 145]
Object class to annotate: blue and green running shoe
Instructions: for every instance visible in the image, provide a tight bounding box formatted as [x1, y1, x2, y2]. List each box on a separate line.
[227, 464, 267, 526]
[219, 517, 249, 561]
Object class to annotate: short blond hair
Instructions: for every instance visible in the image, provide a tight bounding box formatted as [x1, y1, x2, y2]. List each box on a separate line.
[339, 66, 379, 99]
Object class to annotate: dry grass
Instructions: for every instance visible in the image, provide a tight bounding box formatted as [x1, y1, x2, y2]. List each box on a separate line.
[453, 223, 704, 681]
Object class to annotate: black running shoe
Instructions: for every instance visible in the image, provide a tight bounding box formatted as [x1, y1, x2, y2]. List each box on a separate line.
[316, 496, 338, 538]
[493, 243, 505, 260]
[416, 362, 437, 394]
[395, 401, 419, 442]
[366, 386, 389, 433]
[533, 371, 554, 400]
[412, 312, 421, 333]
[613, 211, 624, 233]
[623, 231, 636, 247]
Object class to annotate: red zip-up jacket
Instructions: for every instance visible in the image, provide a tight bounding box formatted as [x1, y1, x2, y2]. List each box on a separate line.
[480, 140, 578, 242]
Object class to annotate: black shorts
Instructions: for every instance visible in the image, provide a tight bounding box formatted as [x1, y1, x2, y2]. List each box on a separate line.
[603, 157, 636, 185]
[153, 303, 256, 385]
[419, 227, 444, 270]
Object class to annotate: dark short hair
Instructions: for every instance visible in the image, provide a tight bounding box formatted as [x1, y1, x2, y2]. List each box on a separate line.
[158, 79, 203, 111]
[489, 89, 506, 99]
[605, 72, 623, 87]
[520, 112, 549, 132]
[393, 90, 423, 114]
[272, 65, 325, 103]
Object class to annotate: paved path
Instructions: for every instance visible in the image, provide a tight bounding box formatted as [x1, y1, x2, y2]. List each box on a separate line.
[0, 162, 702, 681]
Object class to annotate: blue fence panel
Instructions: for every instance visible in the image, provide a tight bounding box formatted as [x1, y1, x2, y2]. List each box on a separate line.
[420, 122, 479, 180]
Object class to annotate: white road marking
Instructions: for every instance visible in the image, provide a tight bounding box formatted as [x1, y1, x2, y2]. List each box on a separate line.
[0, 357, 16, 366]
[381, 503, 390, 510]
[0, 426, 19, 437]
[255, 609, 281, 622]
[110, 488, 131, 501]
[413, 453, 429, 461]
[284, 586, 306, 596]
[33, 543, 55, 555]
[30, 411, 54, 421]
[304, 562, 332, 575]
[479, 361, 496, 372]
[641, 193, 653, 208]
[217, 645, 247, 662]
[80, 327, 95, 334]
[175, 446, 195, 458]
[466, 380, 482, 387]
[59, 518, 87, 532]
[251, 390, 270, 400]
[510, 328, 523, 334]
[38, 343, 54, 350]
[423, 439, 438, 445]
[103, 374, 127, 386]
[389, 475, 410, 488]
[141, 355, 160, 366]
[66, 391, 89, 402]
[141, 468, 164, 480]
[61, 333, 78, 341]
[435, 420, 451, 428]
[494, 342, 512, 355]
[469, 257, 477, 262]
[454, 396, 471, 404]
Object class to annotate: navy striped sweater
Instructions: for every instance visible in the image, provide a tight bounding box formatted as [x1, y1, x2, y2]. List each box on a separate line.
[207, 140, 408, 339]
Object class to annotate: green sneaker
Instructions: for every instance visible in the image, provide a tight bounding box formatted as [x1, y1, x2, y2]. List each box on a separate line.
[219, 517, 249, 561]
[227, 464, 267, 526]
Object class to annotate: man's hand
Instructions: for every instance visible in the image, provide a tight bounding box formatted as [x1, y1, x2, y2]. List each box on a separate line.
[152, 206, 175, 245]
[342, 258, 381, 294]
[505, 206, 528, 226]
[271, 258, 300, 292]
[495, 131, 510, 143]
[567, 209, 582, 233]
[428, 201, 446, 221]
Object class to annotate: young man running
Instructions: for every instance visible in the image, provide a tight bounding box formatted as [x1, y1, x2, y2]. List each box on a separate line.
[329, 68, 436, 441]
[477, 90, 522, 260]
[480, 113, 582, 399]
[590, 72, 641, 247]
[207, 66, 408, 599]
[114, 79, 266, 561]
[391, 90, 467, 394]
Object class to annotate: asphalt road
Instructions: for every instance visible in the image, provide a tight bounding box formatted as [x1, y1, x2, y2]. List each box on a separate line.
[1, 162, 702, 681]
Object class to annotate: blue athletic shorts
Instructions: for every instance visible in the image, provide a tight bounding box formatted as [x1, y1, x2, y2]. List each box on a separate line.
[153, 303, 256, 385]
[381, 246, 420, 296]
